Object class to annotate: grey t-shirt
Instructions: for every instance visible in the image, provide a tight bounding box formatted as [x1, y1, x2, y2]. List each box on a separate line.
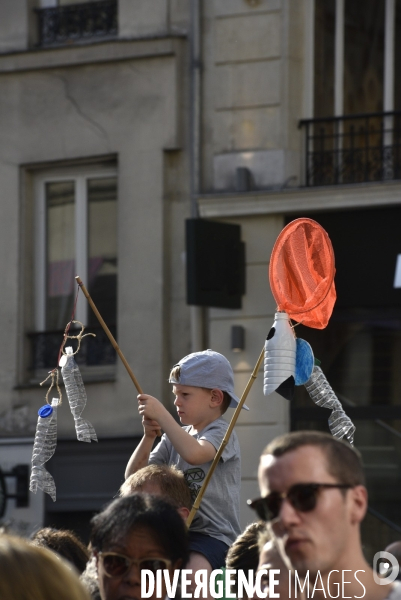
[149, 416, 241, 547]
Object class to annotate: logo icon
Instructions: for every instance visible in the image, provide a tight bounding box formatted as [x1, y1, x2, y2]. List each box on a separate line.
[373, 551, 399, 585]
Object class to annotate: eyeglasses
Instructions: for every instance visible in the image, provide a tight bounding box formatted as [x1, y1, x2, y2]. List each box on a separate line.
[98, 552, 172, 578]
[247, 482, 353, 521]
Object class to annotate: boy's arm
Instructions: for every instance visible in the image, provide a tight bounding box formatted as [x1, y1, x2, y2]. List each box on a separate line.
[139, 395, 217, 465]
[124, 418, 160, 479]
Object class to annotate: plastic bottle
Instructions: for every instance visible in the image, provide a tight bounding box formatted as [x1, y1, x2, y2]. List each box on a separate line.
[264, 312, 296, 399]
[304, 365, 355, 443]
[29, 398, 59, 501]
[60, 347, 97, 443]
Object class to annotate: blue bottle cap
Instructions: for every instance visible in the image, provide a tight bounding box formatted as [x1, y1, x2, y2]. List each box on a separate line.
[38, 405, 53, 418]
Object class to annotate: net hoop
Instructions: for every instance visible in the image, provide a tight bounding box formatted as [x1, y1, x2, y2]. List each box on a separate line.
[269, 218, 336, 328]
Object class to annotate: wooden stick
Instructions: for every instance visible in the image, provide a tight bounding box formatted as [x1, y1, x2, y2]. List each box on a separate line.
[75, 275, 143, 394]
[186, 346, 265, 527]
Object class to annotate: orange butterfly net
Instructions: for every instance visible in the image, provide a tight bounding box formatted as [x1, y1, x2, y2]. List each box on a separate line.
[269, 218, 336, 329]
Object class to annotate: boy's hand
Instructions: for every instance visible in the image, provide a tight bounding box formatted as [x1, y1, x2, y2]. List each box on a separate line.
[138, 394, 167, 423]
[142, 417, 161, 439]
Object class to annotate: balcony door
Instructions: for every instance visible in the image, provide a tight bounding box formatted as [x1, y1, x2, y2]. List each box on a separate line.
[313, 0, 401, 118]
[31, 166, 118, 375]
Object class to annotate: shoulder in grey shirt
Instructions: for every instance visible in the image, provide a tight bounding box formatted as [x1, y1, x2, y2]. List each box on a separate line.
[149, 416, 241, 547]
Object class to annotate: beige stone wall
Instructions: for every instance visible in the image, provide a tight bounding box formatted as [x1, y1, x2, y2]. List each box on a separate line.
[0, 0, 308, 531]
[202, 0, 306, 192]
[200, 0, 308, 526]
[0, 37, 190, 440]
[0, 0, 39, 52]
[207, 213, 289, 527]
[119, 0, 189, 38]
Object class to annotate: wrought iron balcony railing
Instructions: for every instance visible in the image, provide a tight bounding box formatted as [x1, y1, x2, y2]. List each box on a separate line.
[299, 111, 401, 187]
[28, 324, 116, 371]
[35, 0, 117, 47]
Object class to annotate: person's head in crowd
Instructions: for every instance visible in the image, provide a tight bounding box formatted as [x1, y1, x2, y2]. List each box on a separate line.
[169, 350, 237, 418]
[80, 560, 102, 600]
[0, 534, 91, 600]
[225, 521, 266, 598]
[30, 526, 90, 574]
[251, 430, 391, 599]
[80, 550, 101, 600]
[252, 527, 289, 599]
[120, 464, 192, 520]
[90, 493, 189, 600]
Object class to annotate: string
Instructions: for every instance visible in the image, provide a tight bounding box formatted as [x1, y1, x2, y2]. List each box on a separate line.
[273, 310, 302, 336]
[40, 369, 62, 406]
[57, 285, 81, 367]
[60, 321, 96, 357]
[39, 283, 82, 406]
[275, 306, 303, 329]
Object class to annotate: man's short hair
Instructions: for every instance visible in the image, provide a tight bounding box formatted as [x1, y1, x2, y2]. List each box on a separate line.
[120, 464, 192, 510]
[262, 430, 365, 487]
[169, 365, 231, 415]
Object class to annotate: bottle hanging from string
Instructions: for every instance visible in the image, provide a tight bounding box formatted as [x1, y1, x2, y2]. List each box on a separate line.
[60, 346, 97, 443]
[29, 398, 59, 502]
[304, 365, 356, 444]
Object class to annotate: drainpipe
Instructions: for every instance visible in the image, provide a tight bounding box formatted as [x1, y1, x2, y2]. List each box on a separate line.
[189, 0, 204, 352]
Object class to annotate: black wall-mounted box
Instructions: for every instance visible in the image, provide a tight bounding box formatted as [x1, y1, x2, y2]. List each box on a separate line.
[186, 219, 245, 309]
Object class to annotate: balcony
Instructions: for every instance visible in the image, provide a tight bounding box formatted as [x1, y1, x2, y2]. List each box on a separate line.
[28, 324, 116, 372]
[35, 0, 118, 47]
[299, 111, 401, 187]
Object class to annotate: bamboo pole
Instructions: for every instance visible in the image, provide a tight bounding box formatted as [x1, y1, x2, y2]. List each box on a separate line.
[75, 275, 143, 394]
[186, 345, 265, 527]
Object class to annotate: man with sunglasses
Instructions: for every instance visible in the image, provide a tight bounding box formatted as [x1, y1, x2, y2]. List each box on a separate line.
[249, 431, 401, 600]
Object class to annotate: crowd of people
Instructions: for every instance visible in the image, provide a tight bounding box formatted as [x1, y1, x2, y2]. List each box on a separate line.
[1, 349, 400, 600]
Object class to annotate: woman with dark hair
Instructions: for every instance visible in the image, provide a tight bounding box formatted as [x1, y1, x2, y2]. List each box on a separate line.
[90, 492, 189, 600]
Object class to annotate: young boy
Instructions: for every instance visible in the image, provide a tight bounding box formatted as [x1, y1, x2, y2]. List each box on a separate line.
[125, 349, 245, 579]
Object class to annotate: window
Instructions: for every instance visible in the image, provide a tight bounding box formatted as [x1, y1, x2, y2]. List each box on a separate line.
[31, 166, 117, 374]
[301, 0, 401, 186]
[313, 0, 401, 117]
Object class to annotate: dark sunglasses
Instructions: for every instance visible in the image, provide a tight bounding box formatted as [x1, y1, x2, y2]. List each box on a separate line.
[247, 482, 353, 521]
[98, 552, 172, 578]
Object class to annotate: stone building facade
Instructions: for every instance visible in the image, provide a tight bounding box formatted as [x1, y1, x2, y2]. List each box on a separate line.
[0, 0, 400, 550]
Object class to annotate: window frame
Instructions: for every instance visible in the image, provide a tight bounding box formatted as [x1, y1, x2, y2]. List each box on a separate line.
[309, 0, 396, 118]
[34, 166, 117, 333]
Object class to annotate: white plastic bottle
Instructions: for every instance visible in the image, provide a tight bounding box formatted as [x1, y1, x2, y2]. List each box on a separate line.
[264, 312, 296, 400]
[30, 398, 59, 501]
[304, 365, 355, 443]
[60, 347, 97, 443]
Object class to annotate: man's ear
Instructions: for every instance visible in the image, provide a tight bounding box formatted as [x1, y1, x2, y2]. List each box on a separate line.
[210, 389, 224, 408]
[177, 506, 190, 521]
[348, 485, 368, 524]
